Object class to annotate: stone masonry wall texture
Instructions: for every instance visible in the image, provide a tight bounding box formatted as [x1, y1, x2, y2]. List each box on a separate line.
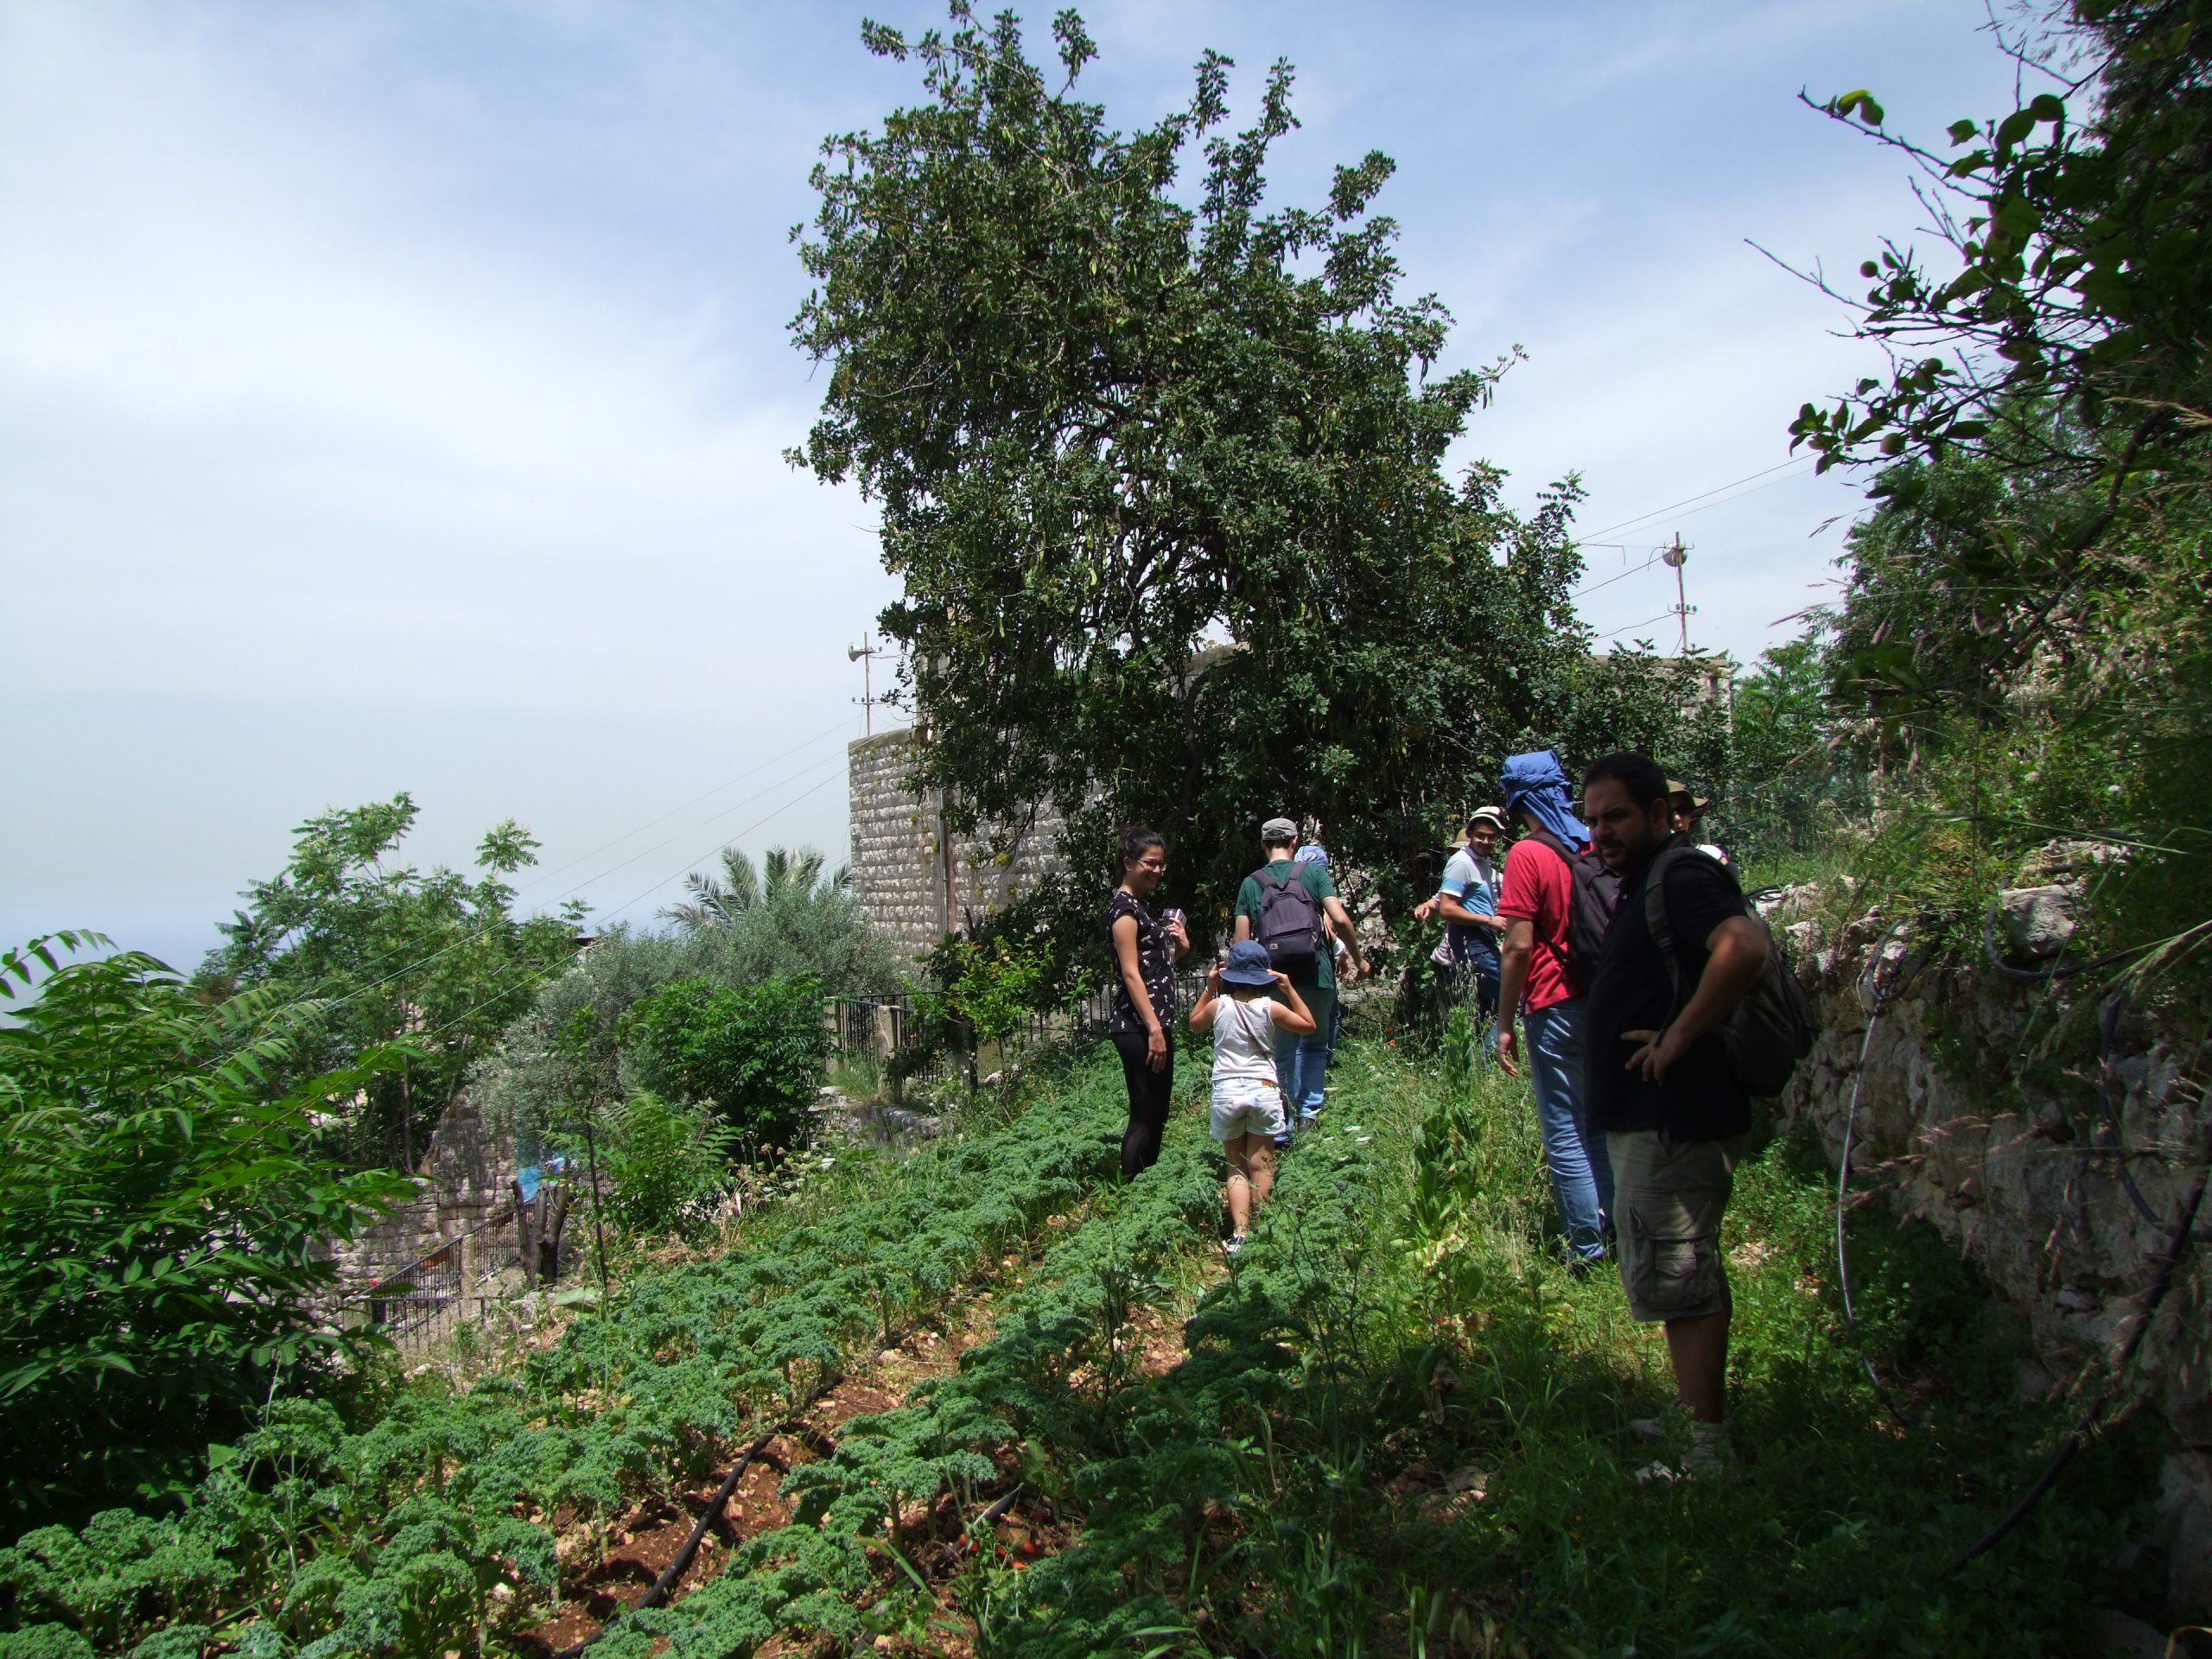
[1769, 868, 2211, 1621]
[847, 728, 1067, 961]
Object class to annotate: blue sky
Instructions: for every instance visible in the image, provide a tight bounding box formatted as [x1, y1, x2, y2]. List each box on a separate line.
[2, 0, 2022, 968]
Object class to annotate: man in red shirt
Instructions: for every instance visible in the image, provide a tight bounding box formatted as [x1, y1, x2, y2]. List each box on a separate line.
[1493, 750, 1613, 1263]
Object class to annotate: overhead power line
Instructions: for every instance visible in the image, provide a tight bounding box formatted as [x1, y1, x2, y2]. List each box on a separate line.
[1595, 609, 1682, 643]
[1577, 456, 1814, 543]
[397, 763, 858, 1058]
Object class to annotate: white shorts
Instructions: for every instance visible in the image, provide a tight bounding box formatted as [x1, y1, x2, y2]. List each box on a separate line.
[1210, 1077, 1287, 1142]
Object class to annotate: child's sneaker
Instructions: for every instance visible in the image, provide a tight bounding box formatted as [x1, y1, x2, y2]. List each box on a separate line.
[1224, 1233, 1248, 1256]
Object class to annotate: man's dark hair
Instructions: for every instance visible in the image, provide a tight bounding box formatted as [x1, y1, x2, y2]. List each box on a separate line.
[1115, 826, 1166, 884]
[1580, 751, 1670, 807]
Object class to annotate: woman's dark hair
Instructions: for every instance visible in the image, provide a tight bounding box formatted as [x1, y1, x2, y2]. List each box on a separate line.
[1580, 751, 1670, 807]
[1115, 827, 1166, 884]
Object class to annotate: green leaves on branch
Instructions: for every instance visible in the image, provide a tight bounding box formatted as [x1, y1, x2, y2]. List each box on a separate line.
[197, 793, 588, 1172]
[789, 5, 1679, 925]
[621, 975, 833, 1164]
[1791, 3, 2211, 486]
[0, 938, 414, 1531]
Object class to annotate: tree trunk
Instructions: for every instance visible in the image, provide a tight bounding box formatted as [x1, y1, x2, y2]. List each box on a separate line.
[539, 1185, 573, 1285]
[514, 1178, 540, 1287]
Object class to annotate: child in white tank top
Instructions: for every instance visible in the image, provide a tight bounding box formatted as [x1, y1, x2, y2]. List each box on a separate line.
[1188, 941, 1316, 1253]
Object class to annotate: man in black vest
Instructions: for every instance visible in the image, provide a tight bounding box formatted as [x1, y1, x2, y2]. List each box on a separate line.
[1580, 752, 1770, 1475]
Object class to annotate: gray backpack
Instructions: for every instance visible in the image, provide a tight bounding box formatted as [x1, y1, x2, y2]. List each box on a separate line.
[1253, 865, 1325, 976]
[1644, 844, 1818, 1097]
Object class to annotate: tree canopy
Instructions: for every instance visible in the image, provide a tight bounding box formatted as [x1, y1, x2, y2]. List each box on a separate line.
[197, 795, 586, 1169]
[791, 3, 1718, 925]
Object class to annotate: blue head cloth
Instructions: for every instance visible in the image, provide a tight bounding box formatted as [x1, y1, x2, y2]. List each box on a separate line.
[1500, 749, 1587, 848]
[1293, 842, 1328, 868]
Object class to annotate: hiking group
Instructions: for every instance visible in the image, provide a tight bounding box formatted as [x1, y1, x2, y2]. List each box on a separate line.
[1105, 748, 1810, 1474]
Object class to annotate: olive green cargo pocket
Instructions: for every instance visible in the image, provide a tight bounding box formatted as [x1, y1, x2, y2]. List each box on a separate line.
[1629, 1200, 1722, 1318]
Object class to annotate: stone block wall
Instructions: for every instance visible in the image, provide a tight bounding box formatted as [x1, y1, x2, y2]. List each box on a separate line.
[1769, 880, 2210, 1618]
[327, 1089, 519, 1294]
[848, 728, 1068, 960]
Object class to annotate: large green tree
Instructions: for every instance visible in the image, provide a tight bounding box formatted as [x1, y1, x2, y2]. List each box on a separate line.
[790, 4, 1707, 928]
[199, 795, 585, 1170]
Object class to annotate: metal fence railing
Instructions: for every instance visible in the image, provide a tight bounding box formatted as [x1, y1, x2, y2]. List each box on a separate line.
[828, 992, 914, 1060]
[340, 1206, 520, 1351]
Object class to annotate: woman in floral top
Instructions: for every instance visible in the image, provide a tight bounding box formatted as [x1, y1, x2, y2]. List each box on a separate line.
[1107, 827, 1190, 1177]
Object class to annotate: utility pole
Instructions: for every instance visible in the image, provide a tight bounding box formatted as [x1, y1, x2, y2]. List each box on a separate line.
[1661, 534, 1693, 656]
[847, 635, 886, 734]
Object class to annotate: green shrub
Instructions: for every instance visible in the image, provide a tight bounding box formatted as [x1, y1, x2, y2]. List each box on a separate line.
[594, 1092, 738, 1241]
[620, 975, 830, 1160]
[0, 936, 412, 1532]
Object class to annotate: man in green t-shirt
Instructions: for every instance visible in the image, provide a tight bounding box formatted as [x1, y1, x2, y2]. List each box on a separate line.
[1233, 817, 1364, 1129]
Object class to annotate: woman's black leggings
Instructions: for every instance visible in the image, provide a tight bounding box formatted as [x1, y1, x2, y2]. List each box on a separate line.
[1111, 1031, 1175, 1179]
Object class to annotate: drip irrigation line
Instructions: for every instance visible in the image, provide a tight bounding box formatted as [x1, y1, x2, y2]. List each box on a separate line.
[1979, 899, 2164, 984]
[2094, 991, 2164, 1230]
[552, 1311, 1023, 1655]
[550, 1363, 854, 1659]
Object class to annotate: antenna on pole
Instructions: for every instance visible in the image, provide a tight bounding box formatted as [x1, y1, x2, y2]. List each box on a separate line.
[847, 634, 886, 734]
[1661, 534, 1694, 655]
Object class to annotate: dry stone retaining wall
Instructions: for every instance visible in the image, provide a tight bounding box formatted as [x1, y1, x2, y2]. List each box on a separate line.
[327, 1090, 518, 1294]
[1770, 880, 2211, 1618]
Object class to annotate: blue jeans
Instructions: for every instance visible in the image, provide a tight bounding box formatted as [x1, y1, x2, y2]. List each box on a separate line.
[1274, 983, 1337, 1122]
[1525, 998, 1613, 1261]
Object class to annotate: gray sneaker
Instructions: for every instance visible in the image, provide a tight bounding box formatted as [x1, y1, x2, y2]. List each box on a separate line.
[1628, 1400, 1689, 1443]
[1680, 1426, 1738, 1478]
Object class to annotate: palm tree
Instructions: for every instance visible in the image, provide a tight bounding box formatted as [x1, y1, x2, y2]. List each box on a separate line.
[664, 846, 848, 931]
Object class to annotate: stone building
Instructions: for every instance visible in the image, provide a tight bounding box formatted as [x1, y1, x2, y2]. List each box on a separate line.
[847, 727, 1068, 960]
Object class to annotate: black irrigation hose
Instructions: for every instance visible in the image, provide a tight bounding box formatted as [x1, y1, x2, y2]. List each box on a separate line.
[2094, 990, 2165, 1229]
[1947, 1143, 2210, 1574]
[1979, 898, 2157, 985]
[549, 1369, 849, 1659]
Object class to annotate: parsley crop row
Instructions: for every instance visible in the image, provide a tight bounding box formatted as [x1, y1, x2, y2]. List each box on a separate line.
[571, 1104, 1224, 1657]
[968, 1098, 1408, 1657]
[0, 1066, 1142, 1659]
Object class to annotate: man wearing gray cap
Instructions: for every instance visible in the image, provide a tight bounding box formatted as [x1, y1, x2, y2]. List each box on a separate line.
[1233, 816, 1363, 1133]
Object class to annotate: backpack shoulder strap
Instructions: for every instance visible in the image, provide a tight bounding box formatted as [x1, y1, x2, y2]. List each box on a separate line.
[1523, 826, 1574, 871]
[1643, 846, 1690, 1007]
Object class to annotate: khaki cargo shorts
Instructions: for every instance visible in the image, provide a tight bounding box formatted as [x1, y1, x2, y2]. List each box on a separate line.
[1607, 1128, 1740, 1322]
